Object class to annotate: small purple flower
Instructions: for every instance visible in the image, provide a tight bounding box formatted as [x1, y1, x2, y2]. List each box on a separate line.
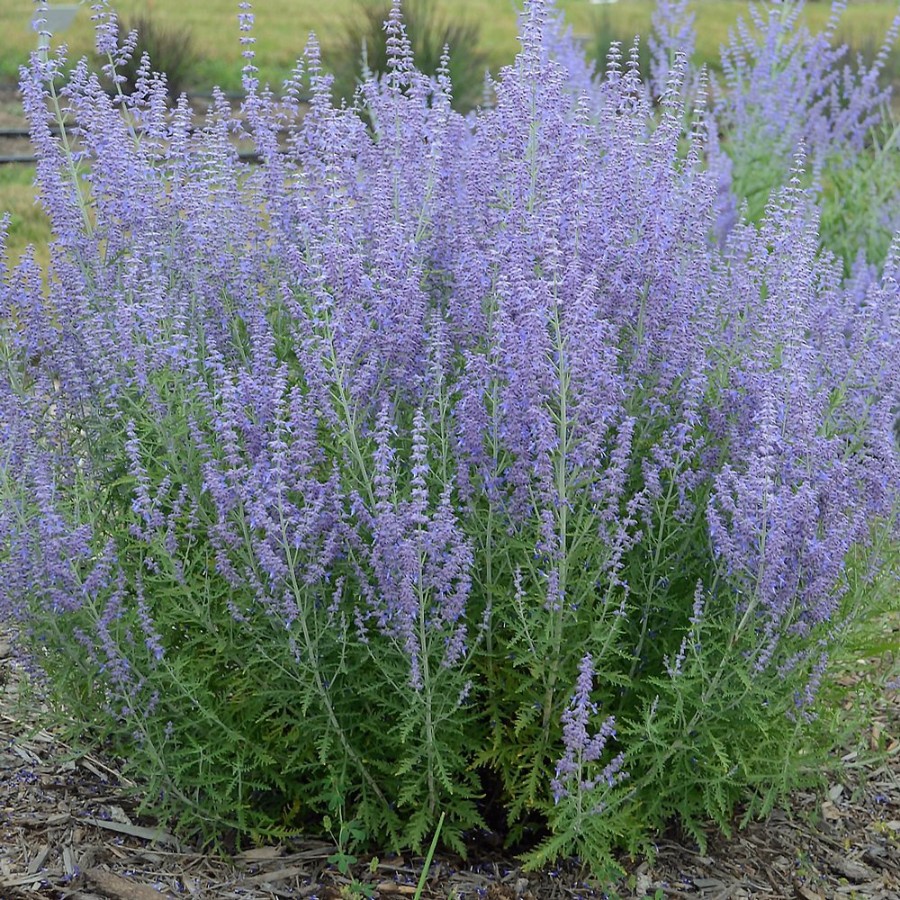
[552, 656, 627, 804]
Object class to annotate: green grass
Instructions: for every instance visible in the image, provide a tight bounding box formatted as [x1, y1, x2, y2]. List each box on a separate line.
[0, 1, 898, 94]
[0, 165, 50, 271]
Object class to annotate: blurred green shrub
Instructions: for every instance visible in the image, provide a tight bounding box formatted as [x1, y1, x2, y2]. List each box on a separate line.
[328, 0, 488, 113]
[116, 14, 198, 100]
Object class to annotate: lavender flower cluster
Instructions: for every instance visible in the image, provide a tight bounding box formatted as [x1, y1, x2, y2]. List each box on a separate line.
[1, 0, 898, 863]
[717, 0, 900, 167]
[713, 0, 900, 237]
[551, 656, 625, 805]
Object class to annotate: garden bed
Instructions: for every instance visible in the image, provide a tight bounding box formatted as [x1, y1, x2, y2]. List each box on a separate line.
[2, 635, 898, 900]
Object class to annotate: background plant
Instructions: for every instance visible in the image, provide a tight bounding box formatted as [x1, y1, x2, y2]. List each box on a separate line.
[585, 8, 649, 86]
[328, 0, 488, 112]
[112, 12, 198, 100]
[1, 0, 898, 879]
[3, 0, 899, 94]
[714, 0, 900, 249]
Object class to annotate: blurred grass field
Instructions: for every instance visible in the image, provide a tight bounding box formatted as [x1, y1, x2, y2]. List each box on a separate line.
[1, 165, 49, 271]
[0, 1, 898, 92]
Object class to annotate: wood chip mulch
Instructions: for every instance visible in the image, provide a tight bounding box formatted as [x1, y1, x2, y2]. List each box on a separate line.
[2, 631, 898, 900]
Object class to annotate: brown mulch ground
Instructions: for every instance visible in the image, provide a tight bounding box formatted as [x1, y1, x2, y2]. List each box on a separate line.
[1, 632, 898, 900]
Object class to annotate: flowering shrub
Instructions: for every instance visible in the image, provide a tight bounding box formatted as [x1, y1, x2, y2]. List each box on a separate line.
[1, 0, 899, 875]
[715, 0, 900, 248]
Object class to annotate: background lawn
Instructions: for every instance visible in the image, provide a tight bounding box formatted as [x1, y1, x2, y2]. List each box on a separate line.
[0, 0, 898, 94]
[0, 164, 48, 270]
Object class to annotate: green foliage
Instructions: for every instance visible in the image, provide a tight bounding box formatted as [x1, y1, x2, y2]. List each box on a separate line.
[818, 118, 900, 274]
[725, 125, 791, 226]
[5, 306, 484, 854]
[465, 302, 900, 868]
[727, 117, 900, 273]
[724, 113, 900, 274]
[9, 269, 896, 871]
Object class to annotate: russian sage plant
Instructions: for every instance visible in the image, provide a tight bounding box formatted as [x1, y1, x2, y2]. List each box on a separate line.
[1, 0, 898, 875]
[715, 0, 900, 248]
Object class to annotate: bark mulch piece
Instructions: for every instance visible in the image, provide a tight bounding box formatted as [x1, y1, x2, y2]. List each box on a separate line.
[2, 632, 898, 900]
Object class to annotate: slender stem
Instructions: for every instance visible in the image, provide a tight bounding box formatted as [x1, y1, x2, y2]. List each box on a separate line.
[542, 302, 570, 735]
[629, 472, 680, 679]
[320, 307, 377, 510]
[417, 556, 438, 814]
[45, 75, 92, 236]
[277, 502, 393, 815]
